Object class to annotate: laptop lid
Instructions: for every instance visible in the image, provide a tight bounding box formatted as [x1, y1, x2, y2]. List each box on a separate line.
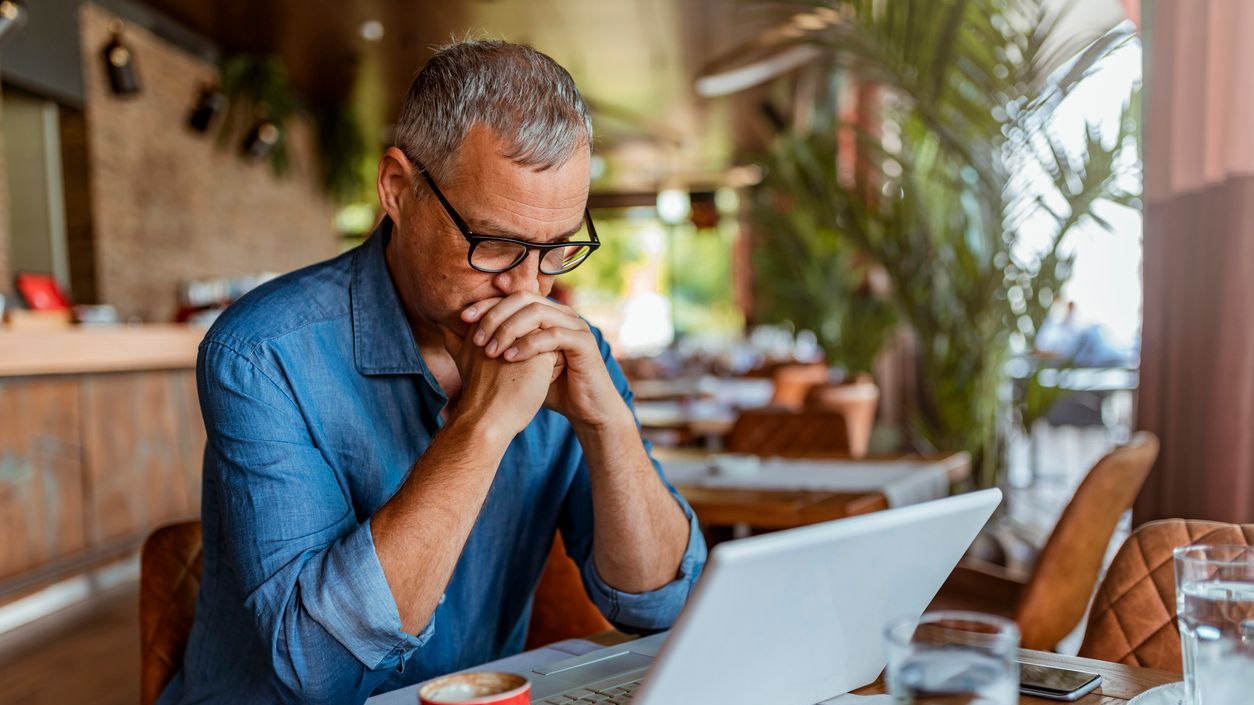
[634, 488, 1002, 705]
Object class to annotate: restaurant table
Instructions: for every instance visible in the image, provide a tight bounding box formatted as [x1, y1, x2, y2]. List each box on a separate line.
[657, 449, 972, 531]
[366, 634, 1180, 704]
[849, 649, 1179, 704]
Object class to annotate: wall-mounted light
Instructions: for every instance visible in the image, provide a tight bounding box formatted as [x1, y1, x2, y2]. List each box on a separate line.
[102, 20, 141, 96]
[187, 84, 227, 132]
[242, 118, 281, 160]
[0, 0, 28, 45]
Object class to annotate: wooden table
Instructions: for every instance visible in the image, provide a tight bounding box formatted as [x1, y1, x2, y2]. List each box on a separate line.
[676, 485, 891, 529]
[587, 631, 1181, 704]
[659, 449, 972, 531]
[853, 649, 1179, 703]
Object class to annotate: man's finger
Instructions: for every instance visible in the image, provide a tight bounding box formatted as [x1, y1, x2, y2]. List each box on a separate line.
[460, 297, 503, 323]
[550, 352, 567, 383]
[474, 292, 560, 346]
[487, 303, 584, 357]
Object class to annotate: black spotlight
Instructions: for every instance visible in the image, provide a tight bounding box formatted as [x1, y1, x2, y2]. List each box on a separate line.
[102, 20, 141, 96]
[242, 118, 281, 159]
[187, 84, 227, 132]
[0, 0, 28, 45]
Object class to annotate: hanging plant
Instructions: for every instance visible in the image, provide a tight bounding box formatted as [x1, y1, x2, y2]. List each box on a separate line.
[212, 54, 370, 205]
[310, 100, 372, 205]
[217, 55, 300, 176]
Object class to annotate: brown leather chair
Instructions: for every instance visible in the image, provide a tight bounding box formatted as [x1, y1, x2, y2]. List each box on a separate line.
[524, 532, 612, 649]
[140, 522, 203, 705]
[1078, 518, 1254, 670]
[724, 408, 852, 457]
[139, 522, 610, 705]
[933, 432, 1159, 651]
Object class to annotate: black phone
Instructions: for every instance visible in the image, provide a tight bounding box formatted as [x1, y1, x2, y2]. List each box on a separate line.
[1019, 662, 1103, 701]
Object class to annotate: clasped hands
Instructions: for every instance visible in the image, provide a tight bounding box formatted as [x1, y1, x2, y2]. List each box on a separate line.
[440, 292, 629, 436]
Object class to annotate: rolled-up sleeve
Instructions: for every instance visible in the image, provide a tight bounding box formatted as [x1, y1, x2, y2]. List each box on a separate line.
[560, 329, 707, 632]
[198, 340, 429, 702]
[577, 480, 705, 632]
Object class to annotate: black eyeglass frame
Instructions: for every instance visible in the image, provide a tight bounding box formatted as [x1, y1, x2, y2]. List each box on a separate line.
[415, 162, 600, 275]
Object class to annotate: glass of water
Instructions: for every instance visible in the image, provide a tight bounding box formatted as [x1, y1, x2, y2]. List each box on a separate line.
[1175, 544, 1254, 705]
[884, 611, 1019, 704]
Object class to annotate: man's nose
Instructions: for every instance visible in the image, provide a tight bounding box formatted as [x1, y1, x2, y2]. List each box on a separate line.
[492, 251, 543, 295]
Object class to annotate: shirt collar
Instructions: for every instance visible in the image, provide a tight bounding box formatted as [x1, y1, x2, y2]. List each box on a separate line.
[350, 216, 433, 378]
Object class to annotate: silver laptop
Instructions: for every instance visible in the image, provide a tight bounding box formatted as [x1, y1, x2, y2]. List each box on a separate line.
[528, 488, 1001, 705]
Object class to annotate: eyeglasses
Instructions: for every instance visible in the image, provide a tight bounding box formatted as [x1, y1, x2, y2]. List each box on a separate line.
[416, 162, 600, 276]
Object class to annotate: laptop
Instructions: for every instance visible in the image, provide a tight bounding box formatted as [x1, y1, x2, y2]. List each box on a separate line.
[527, 488, 1001, 705]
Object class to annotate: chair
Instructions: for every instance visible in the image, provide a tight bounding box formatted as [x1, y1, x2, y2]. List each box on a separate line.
[140, 522, 203, 705]
[933, 432, 1159, 651]
[1078, 518, 1254, 671]
[524, 532, 612, 649]
[724, 408, 852, 457]
[139, 522, 609, 705]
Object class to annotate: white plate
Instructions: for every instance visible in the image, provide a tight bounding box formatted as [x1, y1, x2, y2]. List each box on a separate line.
[1128, 681, 1185, 705]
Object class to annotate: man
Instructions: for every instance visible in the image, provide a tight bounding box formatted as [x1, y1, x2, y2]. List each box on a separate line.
[161, 40, 706, 705]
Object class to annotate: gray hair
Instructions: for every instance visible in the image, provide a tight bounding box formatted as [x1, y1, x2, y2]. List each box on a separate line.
[394, 40, 593, 190]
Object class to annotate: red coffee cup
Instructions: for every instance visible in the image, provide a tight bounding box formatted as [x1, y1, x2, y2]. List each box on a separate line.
[418, 672, 530, 705]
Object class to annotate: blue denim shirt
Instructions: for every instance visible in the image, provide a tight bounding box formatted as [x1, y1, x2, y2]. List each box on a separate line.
[159, 218, 706, 705]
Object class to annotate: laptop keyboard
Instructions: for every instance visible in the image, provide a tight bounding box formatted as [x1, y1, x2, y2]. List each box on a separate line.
[540, 677, 642, 704]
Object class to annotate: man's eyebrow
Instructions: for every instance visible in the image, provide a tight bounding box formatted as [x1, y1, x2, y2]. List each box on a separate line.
[466, 216, 585, 243]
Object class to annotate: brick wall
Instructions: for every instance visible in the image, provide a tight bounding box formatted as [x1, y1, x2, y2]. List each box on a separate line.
[78, 3, 339, 321]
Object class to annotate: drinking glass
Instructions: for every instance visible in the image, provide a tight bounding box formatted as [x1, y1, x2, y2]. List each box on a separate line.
[1175, 544, 1254, 704]
[885, 611, 1019, 704]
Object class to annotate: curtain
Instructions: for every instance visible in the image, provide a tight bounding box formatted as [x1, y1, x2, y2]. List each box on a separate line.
[1135, 0, 1254, 523]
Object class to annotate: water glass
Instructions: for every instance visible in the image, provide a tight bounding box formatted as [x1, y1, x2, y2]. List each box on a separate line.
[885, 611, 1020, 704]
[1175, 544, 1254, 705]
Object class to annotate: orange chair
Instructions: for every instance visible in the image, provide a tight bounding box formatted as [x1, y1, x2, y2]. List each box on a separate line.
[140, 523, 203, 705]
[933, 432, 1159, 651]
[139, 522, 609, 705]
[525, 533, 611, 649]
[724, 408, 852, 457]
[1079, 518, 1254, 670]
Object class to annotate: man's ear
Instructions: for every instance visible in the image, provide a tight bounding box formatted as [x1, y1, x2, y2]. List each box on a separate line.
[377, 146, 416, 225]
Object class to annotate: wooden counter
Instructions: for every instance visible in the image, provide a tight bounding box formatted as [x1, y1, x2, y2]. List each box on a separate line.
[0, 325, 207, 605]
[0, 325, 204, 376]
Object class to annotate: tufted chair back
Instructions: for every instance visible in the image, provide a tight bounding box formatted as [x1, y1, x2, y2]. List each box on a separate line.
[140, 521, 203, 705]
[725, 408, 852, 457]
[1079, 518, 1254, 671]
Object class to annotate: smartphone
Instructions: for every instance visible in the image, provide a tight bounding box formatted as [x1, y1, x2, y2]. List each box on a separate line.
[1019, 662, 1103, 701]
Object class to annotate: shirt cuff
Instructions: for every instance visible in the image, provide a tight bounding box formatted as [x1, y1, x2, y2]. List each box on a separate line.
[297, 518, 434, 669]
[582, 496, 707, 632]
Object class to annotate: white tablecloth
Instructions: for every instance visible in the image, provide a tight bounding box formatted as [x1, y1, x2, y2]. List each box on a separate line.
[662, 457, 952, 508]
